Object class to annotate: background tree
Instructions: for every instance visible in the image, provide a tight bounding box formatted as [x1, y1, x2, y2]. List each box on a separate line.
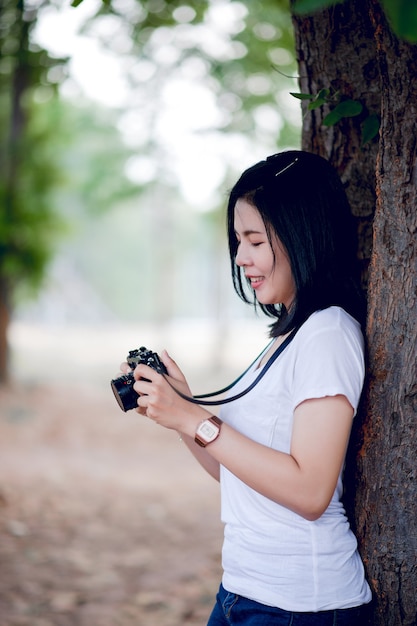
[0, 0, 65, 382]
[0, 1, 143, 382]
[291, 0, 416, 624]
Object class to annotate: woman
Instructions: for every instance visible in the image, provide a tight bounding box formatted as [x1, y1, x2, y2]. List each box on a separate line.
[125, 151, 372, 624]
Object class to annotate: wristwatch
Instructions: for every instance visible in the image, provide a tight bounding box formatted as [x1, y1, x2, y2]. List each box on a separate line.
[195, 415, 222, 447]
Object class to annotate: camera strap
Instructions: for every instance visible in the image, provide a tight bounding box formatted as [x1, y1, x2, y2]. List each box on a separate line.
[167, 325, 299, 406]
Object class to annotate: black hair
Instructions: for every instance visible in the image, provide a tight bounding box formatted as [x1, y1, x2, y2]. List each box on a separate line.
[227, 150, 365, 337]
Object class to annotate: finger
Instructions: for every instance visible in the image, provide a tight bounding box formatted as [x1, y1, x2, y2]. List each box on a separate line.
[119, 361, 132, 374]
[133, 377, 154, 397]
[133, 363, 160, 382]
[160, 350, 186, 381]
[135, 392, 148, 415]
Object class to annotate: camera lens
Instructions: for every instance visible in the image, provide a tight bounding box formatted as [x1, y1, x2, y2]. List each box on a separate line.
[111, 373, 139, 412]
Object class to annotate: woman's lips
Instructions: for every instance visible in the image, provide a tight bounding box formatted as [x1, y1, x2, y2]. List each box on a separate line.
[247, 276, 264, 289]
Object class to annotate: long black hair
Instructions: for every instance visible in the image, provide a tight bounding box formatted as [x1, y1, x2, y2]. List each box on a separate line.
[227, 150, 365, 337]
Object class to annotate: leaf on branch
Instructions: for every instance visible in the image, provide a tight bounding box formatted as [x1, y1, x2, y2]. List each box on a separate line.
[290, 92, 315, 100]
[323, 99, 362, 125]
[334, 99, 363, 117]
[306, 88, 331, 110]
[322, 109, 342, 126]
[292, 0, 346, 16]
[361, 114, 380, 145]
[381, 0, 417, 43]
[309, 98, 326, 110]
[316, 87, 331, 100]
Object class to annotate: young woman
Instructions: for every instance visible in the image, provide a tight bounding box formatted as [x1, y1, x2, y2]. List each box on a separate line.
[124, 151, 372, 624]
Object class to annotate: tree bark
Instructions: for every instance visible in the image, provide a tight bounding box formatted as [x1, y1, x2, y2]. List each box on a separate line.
[292, 1, 417, 624]
[353, 2, 417, 624]
[0, 0, 30, 384]
[0, 279, 10, 384]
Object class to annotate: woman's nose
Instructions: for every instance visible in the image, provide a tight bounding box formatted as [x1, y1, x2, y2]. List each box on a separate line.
[235, 244, 250, 267]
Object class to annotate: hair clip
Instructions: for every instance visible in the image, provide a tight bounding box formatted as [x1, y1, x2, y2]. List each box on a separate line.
[274, 157, 299, 177]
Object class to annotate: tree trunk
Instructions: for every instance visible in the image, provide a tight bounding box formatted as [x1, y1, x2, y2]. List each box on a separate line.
[292, 1, 417, 624]
[0, 279, 10, 384]
[0, 0, 30, 384]
[353, 3, 417, 624]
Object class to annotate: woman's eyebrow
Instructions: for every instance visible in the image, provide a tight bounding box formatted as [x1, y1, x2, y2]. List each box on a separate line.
[235, 229, 265, 236]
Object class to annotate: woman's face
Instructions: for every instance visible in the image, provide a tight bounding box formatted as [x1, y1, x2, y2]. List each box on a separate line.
[234, 198, 296, 309]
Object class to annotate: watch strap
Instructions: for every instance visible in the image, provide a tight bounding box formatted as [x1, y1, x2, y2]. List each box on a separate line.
[208, 415, 222, 427]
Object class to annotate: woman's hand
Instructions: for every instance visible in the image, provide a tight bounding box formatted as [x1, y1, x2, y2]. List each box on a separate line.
[132, 350, 204, 434]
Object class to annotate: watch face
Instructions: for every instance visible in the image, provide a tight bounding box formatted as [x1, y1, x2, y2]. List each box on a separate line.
[195, 418, 221, 446]
[199, 422, 218, 441]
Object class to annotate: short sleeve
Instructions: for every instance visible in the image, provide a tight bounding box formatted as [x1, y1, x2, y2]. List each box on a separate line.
[291, 309, 365, 415]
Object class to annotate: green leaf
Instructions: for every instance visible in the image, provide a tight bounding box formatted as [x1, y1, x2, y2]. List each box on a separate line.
[333, 99, 363, 118]
[323, 99, 363, 126]
[335, 99, 363, 117]
[380, 0, 417, 43]
[316, 88, 331, 101]
[290, 92, 315, 100]
[322, 109, 342, 126]
[292, 0, 347, 16]
[71, 0, 84, 6]
[308, 98, 327, 110]
[361, 114, 380, 145]
[307, 88, 331, 110]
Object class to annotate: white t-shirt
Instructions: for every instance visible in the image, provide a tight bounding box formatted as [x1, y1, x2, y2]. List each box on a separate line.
[219, 306, 372, 612]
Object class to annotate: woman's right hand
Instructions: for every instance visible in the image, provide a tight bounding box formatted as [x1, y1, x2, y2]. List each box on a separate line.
[158, 350, 192, 398]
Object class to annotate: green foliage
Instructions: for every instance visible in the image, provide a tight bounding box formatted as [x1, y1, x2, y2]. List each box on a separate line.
[85, 0, 211, 32]
[293, 0, 417, 42]
[0, 0, 140, 304]
[291, 89, 379, 146]
[381, 0, 417, 43]
[292, 0, 345, 13]
[77, 0, 299, 143]
[0, 0, 68, 296]
[322, 99, 363, 125]
[360, 113, 380, 147]
[0, 0, 301, 330]
[0, 95, 66, 293]
[53, 102, 140, 220]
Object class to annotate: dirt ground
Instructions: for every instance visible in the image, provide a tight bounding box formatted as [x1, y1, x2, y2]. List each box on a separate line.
[0, 379, 224, 626]
[0, 320, 269, 626]
[0, 378, 226, 626]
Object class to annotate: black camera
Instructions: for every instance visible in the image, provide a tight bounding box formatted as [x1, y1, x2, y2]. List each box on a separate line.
[111, 346, 168, 412]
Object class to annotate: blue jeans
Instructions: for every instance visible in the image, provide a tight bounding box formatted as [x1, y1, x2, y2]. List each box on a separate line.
[207, 584, 370, 625]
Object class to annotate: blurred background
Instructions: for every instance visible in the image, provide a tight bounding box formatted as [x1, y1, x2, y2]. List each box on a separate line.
[0, 1, 301, 624]
[2, 0, 301, 384]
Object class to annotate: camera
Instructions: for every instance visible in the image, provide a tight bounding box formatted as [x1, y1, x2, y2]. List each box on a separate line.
[111, 346, 168, 412]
